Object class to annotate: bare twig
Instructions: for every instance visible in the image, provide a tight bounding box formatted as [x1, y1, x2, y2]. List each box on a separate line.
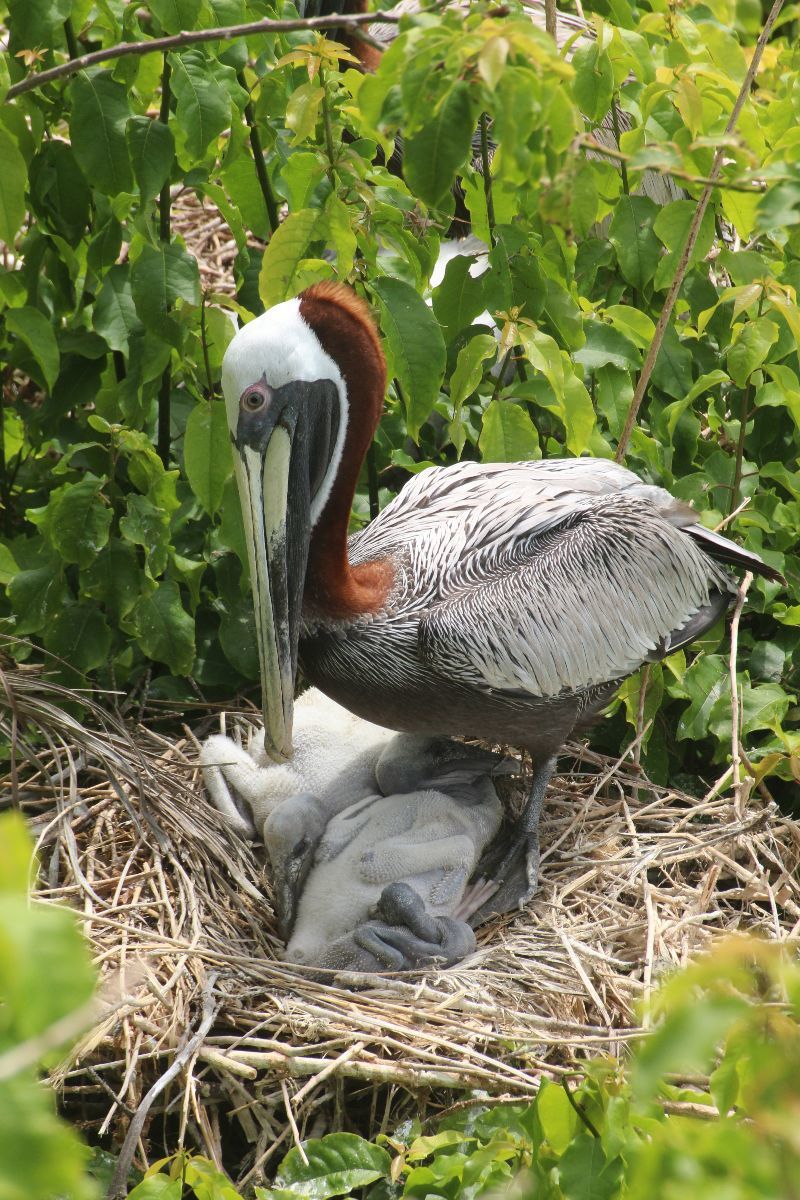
[729, 572, 753, 817]
[107, 974, 219, 1200]
[614, 0, 787, 463]
[580, 135, 768, 195]
[545, 0, 558, 40]
[6, 10, 408, 100]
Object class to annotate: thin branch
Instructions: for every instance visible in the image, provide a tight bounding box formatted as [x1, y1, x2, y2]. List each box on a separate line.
[319, 65, 338, 187]
[157, 54, 173, 468]
[367, 442, 380, 520]
[561, 1078, 600, 1138]
[729, 571, 753, 818]
[614, 0, 786, 463]
[107, 974, 219, 1200]
[545, 0, 558, 40]
[239, 71, 280, 234]
[729, 382, 754, 514]
[580, 134, 769, 195]
[609, 99, 629, 196]
[479, 112, 496, 246]
[6, 10, 406, 100]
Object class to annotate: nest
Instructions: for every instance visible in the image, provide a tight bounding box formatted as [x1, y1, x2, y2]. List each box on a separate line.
[3, 656, 800, 1190]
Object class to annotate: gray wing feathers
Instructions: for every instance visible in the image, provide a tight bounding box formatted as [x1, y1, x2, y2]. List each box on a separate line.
[350, 461, 740, 699]
[418, 493, 732, 697]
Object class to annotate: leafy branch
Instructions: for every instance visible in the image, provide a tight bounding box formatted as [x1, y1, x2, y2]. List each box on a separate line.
[614, 0, 787, 462]
[5, 9, 406, 100]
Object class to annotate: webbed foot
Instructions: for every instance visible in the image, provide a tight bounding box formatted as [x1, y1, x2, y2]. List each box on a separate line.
[351, 882, 476, 971]
[466, 751, 557, 927]
[199, 733, 263, 837]
[467, 827, 539, 926]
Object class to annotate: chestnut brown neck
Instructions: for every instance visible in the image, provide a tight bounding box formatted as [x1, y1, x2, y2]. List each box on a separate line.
[298, 283, 393, 619]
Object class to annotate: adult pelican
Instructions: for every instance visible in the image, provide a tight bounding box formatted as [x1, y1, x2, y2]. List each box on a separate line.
[221, 281, 781, 920]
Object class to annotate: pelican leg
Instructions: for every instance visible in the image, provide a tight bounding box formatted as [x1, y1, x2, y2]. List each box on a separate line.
[351, 882, 476, 971]
[467, 752, 557, 927]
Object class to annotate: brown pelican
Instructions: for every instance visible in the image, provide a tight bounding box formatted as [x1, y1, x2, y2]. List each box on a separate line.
[270, 738, 504, 971]
[222, 281, 781, 922]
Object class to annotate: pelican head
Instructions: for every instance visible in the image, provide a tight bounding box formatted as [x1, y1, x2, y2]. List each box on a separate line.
[221, 283, 386, 761]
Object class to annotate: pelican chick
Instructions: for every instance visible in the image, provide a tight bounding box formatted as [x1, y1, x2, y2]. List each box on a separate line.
[200, 686, 395, 838]
[270, 737, 505, 972]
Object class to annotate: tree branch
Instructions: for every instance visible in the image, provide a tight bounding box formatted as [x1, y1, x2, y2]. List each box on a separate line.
[7, 10, 405, 100]
[613, 0, 786, 464]
[580, 135, 768, 195]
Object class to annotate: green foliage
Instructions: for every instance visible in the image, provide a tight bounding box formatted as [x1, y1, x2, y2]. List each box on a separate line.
[0, 813, 98, 1200]
[112, 939, 800, 1200]
[1, 0, 799, 795]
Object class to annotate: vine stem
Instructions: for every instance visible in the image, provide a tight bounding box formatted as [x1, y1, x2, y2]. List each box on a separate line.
[614, 0, 786, 464]
[544, 0, 557, 39]
[479, 112, 496, 246]
[7, 9, 407, 100]
[729, 572, 753, 818]
[157, 54, 172, 467]
[579, 135, 768, 195]
[319, 65, 338, 187]
[239, 71, 280, 234]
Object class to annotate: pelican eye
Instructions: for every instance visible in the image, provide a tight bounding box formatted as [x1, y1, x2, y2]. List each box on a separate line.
[241, 389, 268, 413]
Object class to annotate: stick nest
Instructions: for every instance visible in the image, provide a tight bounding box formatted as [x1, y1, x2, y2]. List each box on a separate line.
[3, 658, 799, 1185]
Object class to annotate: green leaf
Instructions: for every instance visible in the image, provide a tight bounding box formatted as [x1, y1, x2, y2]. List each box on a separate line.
[6, 564, 66, 636]
[676, 655, 728, 741]
[371, 276, 446, 440]
[574, 321, 640, 372]
[44, 479, 113, 567]
[0, 126, 27, 245]
[572, 43, 615, 124]
[633, 996, 747, 1099]
[149, 0, 202, 34]
[218, 593, 259, 677]
[120, 494, 171, 577]
[403, 82, 476, 206]
[450, 334, 497, 409]
[131, 580, 195, 674]
[432, 255, 487, 344]
[649, 323, 693, 400]
[608, 196, 660, 291]
[286, 82, 324, 145]
[93, 265, 142, 355]
[0, 896, 95, 1048]
[184, 401, 232, 515]
[44, 604, 112, 672]
[258, 208, 323, 308]
[0, 541, 20, 587]
[127, 1177, 182, 1199]
[274, 1133, 391, 1199]
[29, 139, 91, 245]
[82, 539, 145, 620]
[5, 307, 60, 391]
[479, 400, 539, 462]
[558, 1133, 622, 1200]
[0, 813, 35, 896]
[170, 49, 231, 160]
[653, 200, 715, 289]
[68, 70, 133, 196]
[130, 242, 200, 345]
[0, 1076, 98, 1200]
[126, 117, 175, 201]
[726, 317, 779, 388]
[7, 0, 71, 50]
[537, 1080, 578, 1155]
